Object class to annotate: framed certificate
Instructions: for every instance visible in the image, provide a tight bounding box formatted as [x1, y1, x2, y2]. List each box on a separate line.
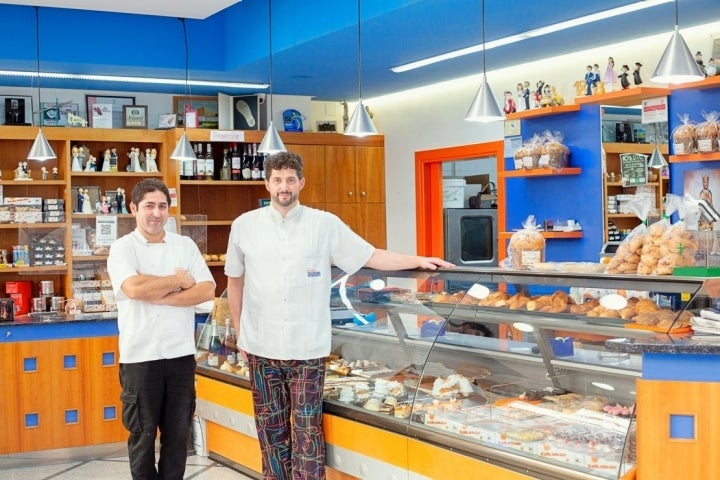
[122, 105, 148, 129]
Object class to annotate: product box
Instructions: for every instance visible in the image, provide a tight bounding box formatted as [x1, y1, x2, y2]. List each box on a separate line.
[4, 196, 42, 206]
[14, 211, 43, 223]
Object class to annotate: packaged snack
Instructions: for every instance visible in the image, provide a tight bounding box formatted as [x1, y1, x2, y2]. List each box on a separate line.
[695, 111, 719, 153]
[505, 215, 545, 270]
[637, 194, 681, 275]
[672, 113, 696, 155]
[538, 130, 570, 170]
[521, 135, 543, 170]
[606, 194, 654, 274]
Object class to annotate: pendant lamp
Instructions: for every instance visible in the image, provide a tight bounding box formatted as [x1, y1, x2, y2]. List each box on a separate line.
[170, 18, 197, 162]
[344, 0, 377, 137]
[650, 0, 704, 84]
[27, 6, 56, 161]
[465, 0, 503, 123]
[258, 0, 287, 154]
[648, 123, 668, 169]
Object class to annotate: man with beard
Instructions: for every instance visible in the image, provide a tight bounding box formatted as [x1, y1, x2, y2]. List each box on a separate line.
[224, 151, 452, 479]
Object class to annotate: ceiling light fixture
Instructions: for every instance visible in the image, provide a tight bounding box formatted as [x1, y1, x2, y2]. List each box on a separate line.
[391, 0, 673, 74]
[344, 0, 377, 137]
[170, 17, 197, 162]
[650, 0, 705, 84]
[258, 0, 287, 154]
[27, 6, 56, 161]
[648, 123, 669, 169]
[464, 0, 503, 123]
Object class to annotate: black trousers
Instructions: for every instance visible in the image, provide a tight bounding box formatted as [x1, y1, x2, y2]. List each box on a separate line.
[119, 355, 196, 480]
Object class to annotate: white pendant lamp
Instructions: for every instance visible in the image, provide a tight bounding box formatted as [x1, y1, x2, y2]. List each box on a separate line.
[258, 0, 287, 154]
[650, 0, 704, 84]
[648, 123, 668, 169]
[27, 6, 56, 161]
[345, 0, 377, 137]
[465, 0, 503, 123]
[170, 18, 197, 162]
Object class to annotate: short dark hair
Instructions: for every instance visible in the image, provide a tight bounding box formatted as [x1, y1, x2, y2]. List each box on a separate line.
[131, 178, 170, 206]
[263, 151, 304, 180]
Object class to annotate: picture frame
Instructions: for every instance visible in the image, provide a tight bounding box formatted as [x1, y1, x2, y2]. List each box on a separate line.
[85, 95, 135, 128]
[0, 95, 33, 126]
[173, 95, 218, 129]
[122, 105, 148, 129]
[316, 120, 337, 133]
[158, 113, 177, 129]
[40, 102, 79, 127]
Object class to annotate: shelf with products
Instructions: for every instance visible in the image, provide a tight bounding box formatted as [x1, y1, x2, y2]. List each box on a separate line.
[499, 231, 583, 239]
[574, 86, 671, 107]
[505, 104, 580, 120]
[500, 167, 581, 178]
[669, 152, 720, 163]
[195, 267, 708, 479]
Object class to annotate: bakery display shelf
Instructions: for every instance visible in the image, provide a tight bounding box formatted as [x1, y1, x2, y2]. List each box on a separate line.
[602, 143, 668, 155]
[574, 86, 671, 107]
[669, 74, 720, 91]
[505, 104, 580, 120]
[70, 171, 162, 177]
[205, 261, 225, 267]
[0, 222, 68, 229]
[500, 231, 582, 239]
[668, 152, 720, 163]
[180, 180, 265, 186]
[500, 167, 581, 178]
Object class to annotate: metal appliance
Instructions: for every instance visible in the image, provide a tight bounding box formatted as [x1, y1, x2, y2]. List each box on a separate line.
[443, 208, 498, 267]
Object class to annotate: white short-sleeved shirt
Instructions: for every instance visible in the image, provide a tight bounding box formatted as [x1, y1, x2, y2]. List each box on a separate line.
[107, 229, 216, 363]
[224, 204, 374, 360]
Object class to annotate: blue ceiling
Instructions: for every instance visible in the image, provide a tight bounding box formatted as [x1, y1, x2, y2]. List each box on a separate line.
[0, 0, 718, 99]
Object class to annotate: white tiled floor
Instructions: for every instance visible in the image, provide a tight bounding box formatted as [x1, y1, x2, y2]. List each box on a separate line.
[0, 442, 257, 479]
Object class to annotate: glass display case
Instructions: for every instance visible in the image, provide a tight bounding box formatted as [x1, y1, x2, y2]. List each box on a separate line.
[195, 267, 708, 480]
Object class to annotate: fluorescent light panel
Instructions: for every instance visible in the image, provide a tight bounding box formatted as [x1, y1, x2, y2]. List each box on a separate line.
[0, 70, 268, 89]
[391, 0, 674, 73]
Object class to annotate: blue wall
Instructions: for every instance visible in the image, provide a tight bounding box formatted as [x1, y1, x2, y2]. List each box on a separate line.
[505, 105, 604, 262]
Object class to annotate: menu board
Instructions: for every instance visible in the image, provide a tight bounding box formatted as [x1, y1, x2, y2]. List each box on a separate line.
[620, 153, 648, 186]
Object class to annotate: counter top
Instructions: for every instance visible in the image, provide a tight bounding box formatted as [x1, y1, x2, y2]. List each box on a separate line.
[606, 334, 720, 355]
[0, 313, 119, 342]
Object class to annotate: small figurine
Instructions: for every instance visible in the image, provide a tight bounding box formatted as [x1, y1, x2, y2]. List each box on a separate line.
[102, 149, 111, 172]
[502, 91, 516, 114]
[41, 166, 48, 180]
[110, 148, 118, 172]
[129, 147, 143, 172]
[696, 51, 705, 75]
[77, 187, 84, 212]
[22, 161, 28, 175]
[707, 58, 718, 77]
[146, 148, 159, 172]
[584, 65, 594, 95]
[604, 57, 617, 92]
[533, 80, 544, 108]
[633, 62, 643, 86]
[52, 166, 58, 179]
[95, 197, 103, 214]
[539, 84, 564, 107]
[619, 64, 630, 89]
[82, 188, 92, 214]
[15, 161, 24, 179]
[592, 64, 601, 88]
[77, 146, 86, 170]
[84, 155, 96, 172]
[117, 188, 127, 214]
[71, 145, 82, 171]
[101, 196, 110, 214]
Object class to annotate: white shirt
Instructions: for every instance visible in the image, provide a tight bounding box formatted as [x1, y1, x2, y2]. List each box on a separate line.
[225, 204, 374, 360]
[107, 229, 216, 363]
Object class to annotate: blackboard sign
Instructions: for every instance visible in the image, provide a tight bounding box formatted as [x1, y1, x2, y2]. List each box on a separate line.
[620, 153, 648, 186]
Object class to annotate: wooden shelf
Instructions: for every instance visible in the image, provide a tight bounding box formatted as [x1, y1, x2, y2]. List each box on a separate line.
[0, 264, 68, 274]
[0, 180, 66, 186]
[669, 75, 720, 91]
[505, 104, 580, 120]
[0, 222, 67, 229]
[179, 180, 264, 186]
[70, 171, 162, 177]
[602, 142, 668, 154]
[500, 167, 581, 178]
[606, 181, 660, 187]
[607, 213, 639, 218]
[574, 86, 671, 107]
[499, 231, 583, 239]
[181, 220, 233, 226]
[73, 255, 108, 262]
[205, 261, 225, 267]
[72, 214, 134, 219]
[669, 153, 720, 163]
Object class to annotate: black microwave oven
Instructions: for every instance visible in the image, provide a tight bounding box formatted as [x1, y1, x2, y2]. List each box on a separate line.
[443, 208, 498, 267]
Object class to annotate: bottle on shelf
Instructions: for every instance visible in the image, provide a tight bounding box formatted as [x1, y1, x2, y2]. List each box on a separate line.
[251, 143, 261, 180]
[204, 143, 214, 180]
[231, 143, 242, 181]
[195, 143, 205, 180]
[242, 144, 252, 180]
[220, 148, 231, 181]
[208, 318, 222, 366]
[221, 318, 236, 356]
[180, 145, 194, 180]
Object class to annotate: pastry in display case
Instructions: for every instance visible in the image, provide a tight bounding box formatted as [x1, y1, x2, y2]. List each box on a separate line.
[194, 267, 708, 479]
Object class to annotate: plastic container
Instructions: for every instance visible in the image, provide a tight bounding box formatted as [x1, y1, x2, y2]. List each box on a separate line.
[442, 178, 466, 208]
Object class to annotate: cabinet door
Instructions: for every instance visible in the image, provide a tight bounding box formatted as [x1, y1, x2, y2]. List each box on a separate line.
[325, 203, 358, 233]
[286, 144, 325, 206]
[84, 336, 125, 444]
[356, 146, 385, 204]
[325, 146, 357, 204]
[358, 203, 387, 248]
[0, 343, 19, 454]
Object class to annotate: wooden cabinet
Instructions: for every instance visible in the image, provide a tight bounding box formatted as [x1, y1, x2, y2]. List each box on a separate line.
[603, 142, 669, 241]
[325, 145, 386, 248]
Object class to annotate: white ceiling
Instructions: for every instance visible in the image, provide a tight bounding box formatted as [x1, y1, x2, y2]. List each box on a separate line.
[0, 0, 239, 19]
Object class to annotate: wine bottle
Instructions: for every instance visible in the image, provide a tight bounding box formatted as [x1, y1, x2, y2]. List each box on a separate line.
[195, 143, 205, 180]
[231, 143, 241, 180]
[220, 148, 231, 180]
[221, 318, 235, 356]
[209, 319, 222, 355]
[204, 143, 214, 180]
[251, 143, 261, 180]
[242, 144, 252, 180]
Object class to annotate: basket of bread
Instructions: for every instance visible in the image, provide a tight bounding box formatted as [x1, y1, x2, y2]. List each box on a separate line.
[672, 114, 696, 155]
[537, 130, 570, 170]
[695, 111, 719, 153]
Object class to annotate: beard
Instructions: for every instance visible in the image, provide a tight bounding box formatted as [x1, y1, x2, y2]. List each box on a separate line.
[273, 191, 298, 207]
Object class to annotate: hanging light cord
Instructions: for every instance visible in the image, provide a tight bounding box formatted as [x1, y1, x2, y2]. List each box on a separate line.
[268, 0, 274, 122]
[180, 18, 192, 120]
[481, 0, 487, 78]
[35, 6, 42, 127]
[356, 0, 363, 100]
[673, 0, 679, 28]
